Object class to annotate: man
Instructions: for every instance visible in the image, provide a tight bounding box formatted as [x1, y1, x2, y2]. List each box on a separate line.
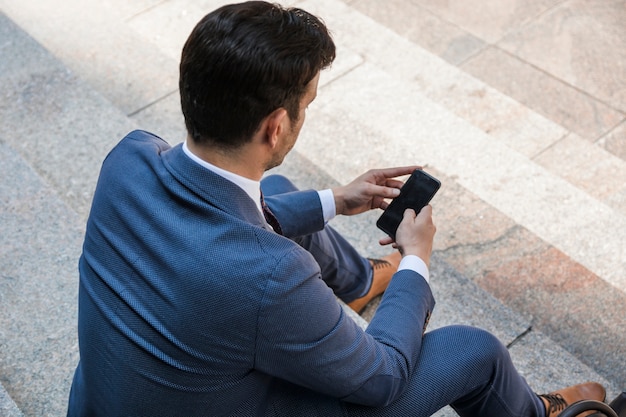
[67, 2, 605, 416]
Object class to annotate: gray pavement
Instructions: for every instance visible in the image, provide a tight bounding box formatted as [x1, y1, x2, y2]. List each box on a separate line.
[0, 0, 624, 415]
[0, 382, 22, 417]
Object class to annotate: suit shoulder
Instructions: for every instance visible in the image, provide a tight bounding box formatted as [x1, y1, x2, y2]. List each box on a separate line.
[103, 130, 171, 165]
[120, 130, 170, 151]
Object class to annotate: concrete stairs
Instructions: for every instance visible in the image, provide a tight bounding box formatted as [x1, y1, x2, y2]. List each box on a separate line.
[0, 0, 623, 415]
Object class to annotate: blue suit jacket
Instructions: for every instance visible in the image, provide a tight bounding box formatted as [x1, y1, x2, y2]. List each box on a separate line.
[67, 130, 435, 416]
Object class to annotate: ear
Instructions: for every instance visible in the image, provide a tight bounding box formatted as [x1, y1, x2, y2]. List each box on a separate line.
[264, 108, 289, 149]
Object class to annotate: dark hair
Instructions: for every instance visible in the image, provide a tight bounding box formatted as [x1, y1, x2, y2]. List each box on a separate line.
[179, 1, 336, 148]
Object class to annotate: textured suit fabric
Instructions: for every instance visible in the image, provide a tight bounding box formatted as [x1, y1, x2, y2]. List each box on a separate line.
[67, 130, 436, 416]
[67, 130, 545, 417]
[260, 174, 376, 303]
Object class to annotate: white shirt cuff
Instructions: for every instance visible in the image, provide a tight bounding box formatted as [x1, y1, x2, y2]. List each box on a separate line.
[398, 255, 430, 283]
[317, 189, 336, 223]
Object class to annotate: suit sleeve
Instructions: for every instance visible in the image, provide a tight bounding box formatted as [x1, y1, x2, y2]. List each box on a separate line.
[263, 190, 325, 238]
[254, 247, 435, 407]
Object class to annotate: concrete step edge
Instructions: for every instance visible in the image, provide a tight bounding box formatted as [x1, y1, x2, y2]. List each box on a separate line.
[0, 382, 23, 417]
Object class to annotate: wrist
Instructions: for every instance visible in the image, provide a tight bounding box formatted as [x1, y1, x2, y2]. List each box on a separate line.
[398, 246, 430, 267]
[331, 186, 345, 215]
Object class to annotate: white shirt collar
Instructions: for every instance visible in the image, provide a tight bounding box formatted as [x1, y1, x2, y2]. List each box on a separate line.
[182, 140, 263, 212]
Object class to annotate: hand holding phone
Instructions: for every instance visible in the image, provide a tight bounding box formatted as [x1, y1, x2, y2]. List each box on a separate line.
[376, 169, 441, 239]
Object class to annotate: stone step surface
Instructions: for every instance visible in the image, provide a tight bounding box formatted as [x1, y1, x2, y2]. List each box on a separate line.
[0, 381, 22, 417]
[0, 0, 623, 415]
[0, 12, 135, 416]
[0, 141, 81, 416]
[294, 0, 624, 388]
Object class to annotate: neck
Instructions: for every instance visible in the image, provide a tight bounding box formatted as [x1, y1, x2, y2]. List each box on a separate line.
[186, 136, 266, 181]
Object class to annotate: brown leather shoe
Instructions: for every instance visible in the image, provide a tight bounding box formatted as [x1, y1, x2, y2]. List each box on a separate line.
[539, 382, 606, 417]
[347, 252, 401, 313]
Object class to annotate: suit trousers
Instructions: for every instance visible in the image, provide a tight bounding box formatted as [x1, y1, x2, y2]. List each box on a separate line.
[260, 174, 546, 417]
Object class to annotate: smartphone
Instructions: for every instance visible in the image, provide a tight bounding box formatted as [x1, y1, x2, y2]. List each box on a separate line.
[376, 169, 441, 239]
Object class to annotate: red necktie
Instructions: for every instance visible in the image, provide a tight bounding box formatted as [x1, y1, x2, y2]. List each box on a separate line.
[260, 193, 283, 235]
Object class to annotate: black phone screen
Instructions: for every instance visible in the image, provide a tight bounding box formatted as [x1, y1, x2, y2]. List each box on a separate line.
[376, 169, 441, 239]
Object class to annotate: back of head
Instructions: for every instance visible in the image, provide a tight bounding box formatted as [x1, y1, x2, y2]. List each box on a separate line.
[179, 1, 336, 148]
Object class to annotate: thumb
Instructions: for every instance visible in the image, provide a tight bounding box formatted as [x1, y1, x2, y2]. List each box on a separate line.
[416, 204, 432, 219]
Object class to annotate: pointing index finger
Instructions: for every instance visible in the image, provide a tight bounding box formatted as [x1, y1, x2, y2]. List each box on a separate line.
[376, 165, 422, 179]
